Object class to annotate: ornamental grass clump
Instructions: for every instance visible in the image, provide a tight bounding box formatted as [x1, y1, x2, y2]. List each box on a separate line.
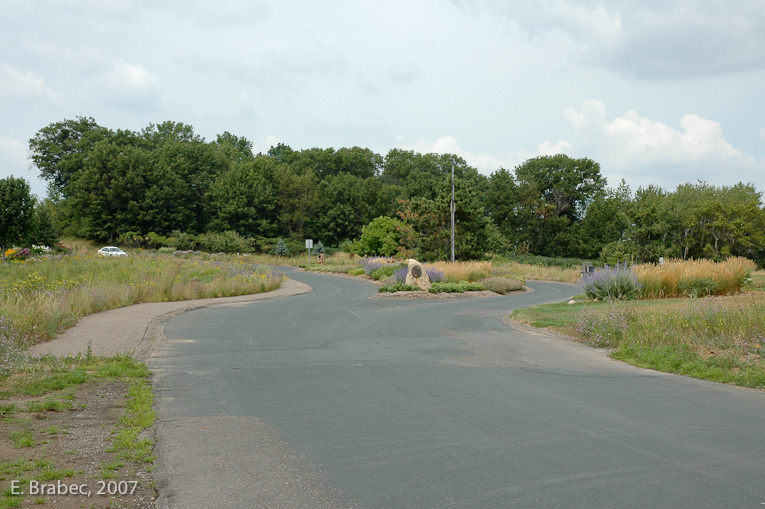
[580, 263, 642, 301]
[429, 261, 492, 282]
[633, 257, 755, 298]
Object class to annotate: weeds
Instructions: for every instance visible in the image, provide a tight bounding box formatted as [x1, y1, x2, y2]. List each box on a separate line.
[0, 255, 284, 363]
[513, 294, 765, 388]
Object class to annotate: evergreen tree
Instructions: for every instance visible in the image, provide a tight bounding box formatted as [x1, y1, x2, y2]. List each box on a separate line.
[275, 238, 289, 256]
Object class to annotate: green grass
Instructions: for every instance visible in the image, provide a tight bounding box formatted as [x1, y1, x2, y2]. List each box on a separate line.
[429, 281, 485, 293]
[8, 430, 36, 448]
[106, 380, 155, 463]
[511, 295, 765, 388]
[0, 253, 284, 367]
[378, 282, 420, 293]
[0, 354, 154, 507]
[1, 355, 149, 405]
[746, 270, 765, 291]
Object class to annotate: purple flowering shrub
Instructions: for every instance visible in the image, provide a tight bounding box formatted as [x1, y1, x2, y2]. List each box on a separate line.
[425, 267, 444, 283]
[363, 260, 385, 277]
[393, 265, 444, 283]
[393, 265, 408, 283]
[580, 263, 642, 301]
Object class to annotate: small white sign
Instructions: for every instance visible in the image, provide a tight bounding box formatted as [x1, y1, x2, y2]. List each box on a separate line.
[305, 239, 313, 249]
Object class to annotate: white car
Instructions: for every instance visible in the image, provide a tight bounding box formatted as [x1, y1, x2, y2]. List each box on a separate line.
[97, 246, 129, 257]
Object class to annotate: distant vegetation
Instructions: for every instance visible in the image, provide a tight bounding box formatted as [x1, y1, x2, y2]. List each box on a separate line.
[2, 116, 760, 266]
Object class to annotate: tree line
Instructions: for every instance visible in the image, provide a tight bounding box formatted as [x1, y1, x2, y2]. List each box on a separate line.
[6, 116, 763, 264]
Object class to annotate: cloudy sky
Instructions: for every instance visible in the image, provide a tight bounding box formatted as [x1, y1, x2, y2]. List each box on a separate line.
[1, 0, 764, 198]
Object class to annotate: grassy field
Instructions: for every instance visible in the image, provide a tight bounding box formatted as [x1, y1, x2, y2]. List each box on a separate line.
[0, 248, 284, 368]
[512, 293, 765, 389]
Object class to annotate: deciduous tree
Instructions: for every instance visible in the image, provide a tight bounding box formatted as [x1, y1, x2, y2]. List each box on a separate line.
[0, 176, 35, 260]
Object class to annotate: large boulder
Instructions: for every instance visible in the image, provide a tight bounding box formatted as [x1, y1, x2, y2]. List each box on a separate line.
[405, 259, 431, 291]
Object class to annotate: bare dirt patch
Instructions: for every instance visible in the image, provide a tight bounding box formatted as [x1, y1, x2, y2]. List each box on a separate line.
[0, 381, 156, 508]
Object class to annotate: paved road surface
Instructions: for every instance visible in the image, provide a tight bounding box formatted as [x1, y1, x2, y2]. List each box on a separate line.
[150, 269, 765, 508]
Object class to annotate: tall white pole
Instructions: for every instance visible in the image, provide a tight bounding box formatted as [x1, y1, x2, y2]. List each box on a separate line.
[450, 158, 455, 263]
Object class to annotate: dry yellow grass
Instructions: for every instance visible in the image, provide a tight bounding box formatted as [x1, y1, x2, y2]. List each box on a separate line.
[491, 261, 581, 283]
[428, 261, 493, 282]
[634, 257, 756, 298]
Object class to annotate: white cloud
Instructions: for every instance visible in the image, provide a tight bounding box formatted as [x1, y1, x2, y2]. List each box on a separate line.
[0, 64, 56, 102]
[561, 99, 765, 189]
[104, 61, 159, 92]
[564, 99, 753, 166]
[537, 139, 573, 156]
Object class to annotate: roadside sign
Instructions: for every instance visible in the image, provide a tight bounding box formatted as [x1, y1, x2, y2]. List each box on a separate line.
[306, 239, 313, 249]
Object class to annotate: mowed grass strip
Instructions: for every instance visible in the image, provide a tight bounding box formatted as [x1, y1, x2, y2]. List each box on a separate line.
[511, 294, 765, 388]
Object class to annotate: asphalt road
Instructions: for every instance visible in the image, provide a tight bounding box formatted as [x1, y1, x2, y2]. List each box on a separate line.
[150, 269, 765, 508]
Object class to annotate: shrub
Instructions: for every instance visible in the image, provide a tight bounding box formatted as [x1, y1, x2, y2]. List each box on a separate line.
[197, 231, 252, 254]
[393, 265, 408, 283]
[370, 264, 403, 281]
[355, 216, 403, 257]
[118, 231, 144, 248]
[363, 259, 384, 277]
[10, 248, 30, 260]
[145, 232, 168, 249]
[167, 231, 198, 251]
[425, 267, 444, 283]
[429, 281, 485, 293]
[580, 264, 643, 301]
[378, 282, 420, 293]
[348, 268, 365, 276]
[480, 277, 524, 294]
